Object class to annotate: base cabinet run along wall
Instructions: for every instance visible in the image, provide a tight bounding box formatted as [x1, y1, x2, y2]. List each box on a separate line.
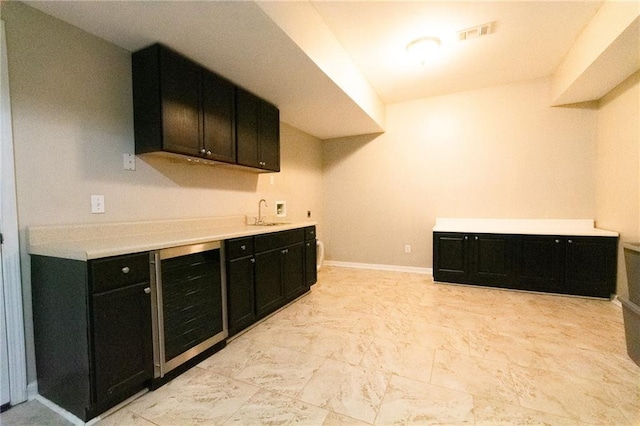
[433, 232, 618, 298]
[30, 224, 315, 421]
[226, 226, 317, 337]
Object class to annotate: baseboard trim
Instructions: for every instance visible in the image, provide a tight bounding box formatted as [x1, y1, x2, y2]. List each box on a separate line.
[27, 381, 38, 401]
[34, 395, 84, 426]
[323, 260, 432, 275]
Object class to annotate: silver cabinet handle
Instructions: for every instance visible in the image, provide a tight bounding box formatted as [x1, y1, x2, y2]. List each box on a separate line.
[206, 150, 212, 156]
[464, 236, 468, 240]
[555, 239, 560, 243]
[122, 267, 130, 274]
[568, 239, 573, 244]
[144, 287, 151, 294]
[475, 236, 478, 240]
[251, 258, 255, 263]
[200, 148, 206, 155]
[240, 245, 246, 251]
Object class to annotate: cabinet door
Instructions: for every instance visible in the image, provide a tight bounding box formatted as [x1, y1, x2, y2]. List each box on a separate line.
[202, 71, 235, 163]
[236, 88, 280, 172]
[91, 282, 152, 405]
[305, 239, 317, 287]
[258, 101, 280, 172]
[565, 237, 617, 298]
[469, 234, 514, 288]
[283, 242, 305, 301]
[227, 256, 256, 337]
[433, 233, 469, 284]
[160, 47, 202, 156]
[516, 236, 564, 293]
[236, 88, 260, 169]
[255, 249, 284, 318]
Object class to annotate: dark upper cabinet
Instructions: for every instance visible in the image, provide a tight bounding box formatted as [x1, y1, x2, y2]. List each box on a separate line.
[159, 47, 201, 156]
[132, 44, 236, 163]
[132, 43, 279, 171]
[433, 232, 617, 298]
[236, 88, 280, 172]
[202, 71, 236, 163]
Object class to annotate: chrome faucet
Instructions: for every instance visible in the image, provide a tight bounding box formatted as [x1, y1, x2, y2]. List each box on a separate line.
[257, 199, 268, 224]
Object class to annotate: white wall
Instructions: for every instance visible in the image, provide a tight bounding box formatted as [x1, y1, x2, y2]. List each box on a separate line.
[323, 78, 598, 268]
[596, 71, 640, 298]
[2, 1, 324, 383]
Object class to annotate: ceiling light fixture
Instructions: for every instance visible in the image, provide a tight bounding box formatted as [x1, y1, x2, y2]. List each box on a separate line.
[405, 36, 441, 65]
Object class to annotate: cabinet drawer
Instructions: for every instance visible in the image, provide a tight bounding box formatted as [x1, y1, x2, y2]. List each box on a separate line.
[281, 229, 305, 246]
[255, 229, 305, 253]
[304, 226, 316, 241]
[254, 233, 280, 253]
[91, 253, 150, 294]
[226, 237, 254, 260]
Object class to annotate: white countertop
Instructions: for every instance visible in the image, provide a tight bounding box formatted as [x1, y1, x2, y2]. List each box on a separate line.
[433, 218, 618, 237]
[27, 215, 316, 261]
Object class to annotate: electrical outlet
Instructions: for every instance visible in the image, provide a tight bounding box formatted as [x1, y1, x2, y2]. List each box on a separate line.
[91, 195, 105, 214]
[404, 244, 411, 254]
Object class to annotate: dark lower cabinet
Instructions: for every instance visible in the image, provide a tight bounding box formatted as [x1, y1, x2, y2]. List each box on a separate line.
[433, 232, 618, 298]
[226, 227, 312, 337]
[31, 253, 153, 421]
[433, 233, 514, 286]
[305, 241, 318, 287]
[565, 237, 618, 298]
[226, 255, 256, 337]
[516, 236, 565, 293]
[433, 233, 470, 283]
[470, 234, 515, 287]
[255, 248, 285, 318]
[92, 282, 153, 404]
[282, 242, 305, 300]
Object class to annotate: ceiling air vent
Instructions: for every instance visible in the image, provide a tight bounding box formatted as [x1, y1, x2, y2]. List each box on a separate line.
[457, 22, 494, 41]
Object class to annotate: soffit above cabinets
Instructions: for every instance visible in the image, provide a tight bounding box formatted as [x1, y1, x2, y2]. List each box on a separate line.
[24, 1, 635, 140]
[24, 0, 384, 140]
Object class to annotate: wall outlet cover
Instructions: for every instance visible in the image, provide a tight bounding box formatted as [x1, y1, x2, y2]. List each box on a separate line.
[275, 201, 286, 217]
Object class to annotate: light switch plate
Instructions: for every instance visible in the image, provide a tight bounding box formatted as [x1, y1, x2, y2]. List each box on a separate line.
[123, 153, 136, 171]
[91, 195, 105, 214]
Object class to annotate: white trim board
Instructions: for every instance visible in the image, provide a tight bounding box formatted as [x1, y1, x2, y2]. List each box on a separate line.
[1, 19, 28, 406]
[323, 260, 432, 275]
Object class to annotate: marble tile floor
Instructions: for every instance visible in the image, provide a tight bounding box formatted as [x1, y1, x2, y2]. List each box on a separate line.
[2, 266, 639, 425]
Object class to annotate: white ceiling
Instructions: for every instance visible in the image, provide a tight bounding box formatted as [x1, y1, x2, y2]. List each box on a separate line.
[25, 1, 604, 139]
[310, 1, 603, 104]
